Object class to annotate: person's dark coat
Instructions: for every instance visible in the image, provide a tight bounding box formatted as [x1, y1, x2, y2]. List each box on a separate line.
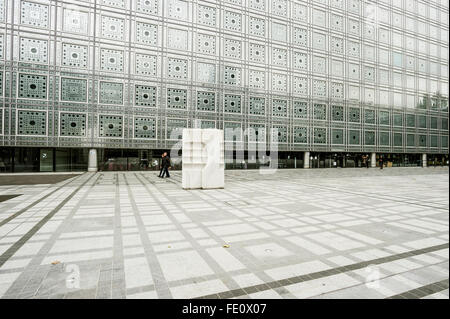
[162, 156, 171, 168]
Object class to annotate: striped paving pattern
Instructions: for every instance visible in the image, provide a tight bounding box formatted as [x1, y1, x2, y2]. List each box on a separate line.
[0, 167, 448, 299]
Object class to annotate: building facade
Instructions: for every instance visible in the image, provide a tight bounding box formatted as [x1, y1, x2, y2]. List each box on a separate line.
[0, 0, 448, 172]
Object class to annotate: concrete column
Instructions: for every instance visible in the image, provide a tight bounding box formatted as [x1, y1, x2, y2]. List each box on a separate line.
[88, 149, 98, 172]
[422, 153, 427, 168]
[371, 153, 376, 168]
[304, 151, 310, 169]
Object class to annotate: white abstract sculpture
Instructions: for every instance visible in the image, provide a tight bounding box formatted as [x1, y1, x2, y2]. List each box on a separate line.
[182, 129, 224, 189]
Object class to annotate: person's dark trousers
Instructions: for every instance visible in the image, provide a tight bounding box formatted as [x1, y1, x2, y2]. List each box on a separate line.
[162, 167, 170, 178]
[158, 166, 164, 177]
[366, 162, 369, 168]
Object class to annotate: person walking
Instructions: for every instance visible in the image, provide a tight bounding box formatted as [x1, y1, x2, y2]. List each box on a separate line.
[379, 156, 384, 170]
[362, 155, 369, 169]
[160, 152, 171, 178]
[158, 153, 165, 177]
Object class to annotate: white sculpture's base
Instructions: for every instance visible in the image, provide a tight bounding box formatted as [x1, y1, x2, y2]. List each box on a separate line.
[182, 129, 224, 190]
[88, 149, 98, 172]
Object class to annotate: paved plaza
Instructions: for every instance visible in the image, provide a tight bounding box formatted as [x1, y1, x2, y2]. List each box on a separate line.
[0, 167, 448, 299]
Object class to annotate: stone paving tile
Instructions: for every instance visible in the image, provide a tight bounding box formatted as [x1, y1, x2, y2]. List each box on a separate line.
[0, 168, 448, 299]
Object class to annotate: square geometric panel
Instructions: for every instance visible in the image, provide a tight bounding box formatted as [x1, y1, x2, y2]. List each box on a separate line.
[61, 78, 87, 102]
[99, 81, 123, 105]
[60, 113, 86, 137]
[197, 91, 215, 112]
[272, 74, 287, 92]
[136, 0, 158, 15]
[167, 58, 188, 79]
[364, 67, 375, 82]
[418, 115, 427, 128]
[272, 48, 287, 66]
[224, 11, 242, 32]
[273, 125, 288, 143]
[430, 135, 438, 148]
[18, 73, 47, 99]
[293, 101, 308, 118]
[63, 9, 89, 34]
[167, 88, 187, 109]
[134, 117, 156, 139]
[271, 0, 287, 16]
[365, 131, 376, 146]
[418, 135, 427, 147]
[272, 99, 288, 117]
[249, 16, 265, 37]
[224, 39, 241, 59]
[249, 70, 265, 89]
[313, 103, 327, 120]
[135, 54, 157, 76]
[167, 28, 188, 50]
[135, 85, 157, 107]
[249, 43, 265, 63]
[313, 80, 327, 97]
[331, 83, 344, 99]
[394, 133, 403, 147]
[331, 14, 343, 32]
[101, 16, 125, 40]
[293, 77, 307, 95]
[348, 107, 360, 123]
[224, 66, 241, 86]
[20, 37, 48, 63]
[136, 22, 158, 45]
[365, 109, 376, 124]
[197, 4, 216, 26]
[293, 52, 308, 70]
[272, 22, 287, 42]
[0, 35, 3, 59]
[21, 1, 49, 28]
[313, 56, 326, 74]
[102, 0, 125, 8]
[62, 43, 88, 68]
[197, 63, 216, 83]
[313, 32, 326, 51]
[331, 37, 344, 54]
[348, 130, 360, 145]
[224, 122, 242, 141]
[294, 127, 307, 144]
[248, 123, 266, 142]
[200, 120, 215, 129]
[292, 3, 307, 22]
[332, 129, 344, 144]
[166, 118, 187, 140]
[442, 136, 448, 148]
[167, 0, 188, 21]
[100, 49, 124, 72]
[314, 128, 326, 144]
[249, 97, 265, 115]
[99, 115, 123, 138]
[380, 132, 390, 146]
[249, 0, 265, 11]
[293, 28, 307, 46]
[197, 34, 216, 55]
[379, 111, 390, 125]
[224, 94, 241, 113]
[332, 105, 344, 121]
[406, 114, 416, 127]
[393, 114, 403, 127]
[17, 110, 46, 135]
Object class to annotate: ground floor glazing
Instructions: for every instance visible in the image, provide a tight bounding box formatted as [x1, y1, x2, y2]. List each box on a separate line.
[0, 147, 448, 172]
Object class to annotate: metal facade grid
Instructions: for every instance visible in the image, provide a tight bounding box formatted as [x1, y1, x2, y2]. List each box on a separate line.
[0, 0, 448, 154]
